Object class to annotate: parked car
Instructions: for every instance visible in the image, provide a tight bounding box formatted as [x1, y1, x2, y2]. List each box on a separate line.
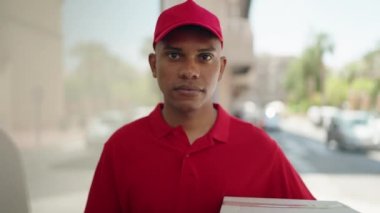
[262, 103, 282, 131]
[307, 106, 322, 126]
[235, 100, 284, 131]
[236, 101, 264, 128]
[85, 110, 128, 150]
[326, 110, 380, 152]
[307, 105, 339, 129]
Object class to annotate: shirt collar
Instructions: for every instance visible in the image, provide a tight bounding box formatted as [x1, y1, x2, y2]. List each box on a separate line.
[148, 103, 230, 143]
[209, 104, 230, 143]
[148, 103, 173, 139]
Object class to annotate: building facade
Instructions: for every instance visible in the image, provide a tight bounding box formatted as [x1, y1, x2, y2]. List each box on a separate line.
[252, 54, 294, 106]
[0, 0, 64, 131]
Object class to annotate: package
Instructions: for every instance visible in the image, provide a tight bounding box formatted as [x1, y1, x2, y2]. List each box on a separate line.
[220, 196, 359, 213]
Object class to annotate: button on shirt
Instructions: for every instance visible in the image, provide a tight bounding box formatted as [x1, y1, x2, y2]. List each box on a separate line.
[85, 104, 314, 213]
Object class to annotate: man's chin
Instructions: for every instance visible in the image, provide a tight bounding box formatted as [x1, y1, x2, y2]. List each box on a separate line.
[168, 99, 206, 114]
[175, 102, 199, 113]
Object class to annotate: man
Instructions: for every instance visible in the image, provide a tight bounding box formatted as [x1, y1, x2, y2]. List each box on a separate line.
[85, 1, 314, 212]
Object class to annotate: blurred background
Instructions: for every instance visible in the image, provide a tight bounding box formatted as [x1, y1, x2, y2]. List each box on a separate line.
[1, 0, 380, 212]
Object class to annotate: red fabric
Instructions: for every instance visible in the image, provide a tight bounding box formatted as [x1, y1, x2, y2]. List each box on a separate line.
[153, 0, 223, 47]
[85, 104, 314, 213]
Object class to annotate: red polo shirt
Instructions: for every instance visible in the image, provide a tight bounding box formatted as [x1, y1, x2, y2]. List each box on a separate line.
[85, 104, 314, 213]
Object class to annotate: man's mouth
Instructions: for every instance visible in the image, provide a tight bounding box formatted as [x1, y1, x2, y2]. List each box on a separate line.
[173, 85, 205, 94]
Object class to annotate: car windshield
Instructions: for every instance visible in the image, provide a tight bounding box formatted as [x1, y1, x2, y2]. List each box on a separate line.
[339, 113, 370, 129]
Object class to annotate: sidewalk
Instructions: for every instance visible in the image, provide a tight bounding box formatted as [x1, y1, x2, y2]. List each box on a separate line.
[12, 127, 92, 213]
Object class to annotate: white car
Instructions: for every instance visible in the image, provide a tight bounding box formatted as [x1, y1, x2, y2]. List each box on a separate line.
[307, 105, 339, 129]
[262, 106, 281, 131]
[238, 101, 264, 128]
[326, 110, 380, 151]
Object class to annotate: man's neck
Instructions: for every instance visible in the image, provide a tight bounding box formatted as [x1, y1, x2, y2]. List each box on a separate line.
[162, 104, 217, 144]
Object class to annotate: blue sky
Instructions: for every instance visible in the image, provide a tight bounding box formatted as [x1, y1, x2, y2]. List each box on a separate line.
[63, 0, 160, 71]
[252, 0, 380, 68]
[63, 0, 380, 71]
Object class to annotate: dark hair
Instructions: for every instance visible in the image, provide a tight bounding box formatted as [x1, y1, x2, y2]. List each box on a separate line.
[162, 25, 217, 42]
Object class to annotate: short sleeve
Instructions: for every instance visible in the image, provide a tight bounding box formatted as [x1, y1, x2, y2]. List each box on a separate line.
[269, 144, 315, 200]
[84, 142, 123, 213]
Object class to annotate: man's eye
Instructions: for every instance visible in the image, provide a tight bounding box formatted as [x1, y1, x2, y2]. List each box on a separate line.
[167, 52, 180, 60]
[199, 53, 213, 61]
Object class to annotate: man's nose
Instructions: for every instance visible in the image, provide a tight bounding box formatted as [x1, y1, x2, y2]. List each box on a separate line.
[179, 59, 200, 79]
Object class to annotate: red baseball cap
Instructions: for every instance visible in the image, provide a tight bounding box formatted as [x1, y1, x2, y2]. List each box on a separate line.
[153, 0, 223, 48]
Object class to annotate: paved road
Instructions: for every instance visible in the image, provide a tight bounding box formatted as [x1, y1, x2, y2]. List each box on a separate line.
[21, 115, 380, 213]
[270, 116, 380, 213]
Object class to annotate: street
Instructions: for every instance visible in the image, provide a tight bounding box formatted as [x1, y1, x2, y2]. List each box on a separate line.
[271, 116, 380, 212]
[21, 115, 380, 213]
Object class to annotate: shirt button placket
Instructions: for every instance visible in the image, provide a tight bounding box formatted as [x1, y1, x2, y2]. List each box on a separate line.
[177, 152, 197, 211]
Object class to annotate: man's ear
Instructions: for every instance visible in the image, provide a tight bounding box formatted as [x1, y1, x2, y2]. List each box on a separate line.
[148, 53, 157, 78]
[218, 56, 227, 81]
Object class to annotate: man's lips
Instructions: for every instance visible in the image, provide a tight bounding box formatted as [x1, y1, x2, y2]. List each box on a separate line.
[173, 85, 205, 94]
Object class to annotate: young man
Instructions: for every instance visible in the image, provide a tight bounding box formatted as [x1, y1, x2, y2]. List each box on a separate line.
[85, 1, 314, 212]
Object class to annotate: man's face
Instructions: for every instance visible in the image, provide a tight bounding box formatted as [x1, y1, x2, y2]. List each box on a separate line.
[149, 27, 227, 113]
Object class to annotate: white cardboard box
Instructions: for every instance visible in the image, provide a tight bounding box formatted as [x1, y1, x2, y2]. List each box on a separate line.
[220, 197, 359, 213]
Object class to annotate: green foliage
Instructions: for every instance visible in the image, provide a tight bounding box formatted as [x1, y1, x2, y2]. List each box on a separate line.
[341, 61, 366, 83]
[127, 72, 160, 106]
[285, 33, 334, 111]
[285, 59, 307, 102]
[373, 79, 380, 101]
[325, 76, 348, 106]
[285, 35, 380, 112]
[64, 42, 159, 116]
[350, 78, 376, 93]
[363, 42, 380, 74]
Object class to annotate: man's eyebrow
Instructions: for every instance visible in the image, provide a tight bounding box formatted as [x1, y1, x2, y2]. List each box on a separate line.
[198, 47, 216, 52]
[162, 45, 216, 52]
[163, 45, 182, 51]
